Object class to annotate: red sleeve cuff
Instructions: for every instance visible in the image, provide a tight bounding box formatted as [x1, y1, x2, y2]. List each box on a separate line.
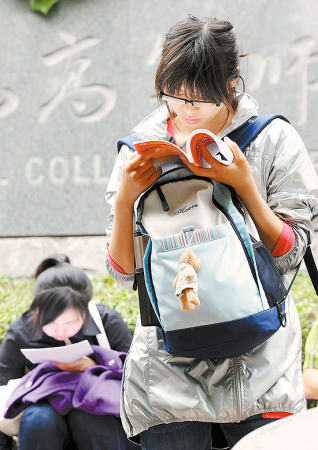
[107, 251, 127, 274]
[272, 221, 296, 257]
[262, 412, 292, 419]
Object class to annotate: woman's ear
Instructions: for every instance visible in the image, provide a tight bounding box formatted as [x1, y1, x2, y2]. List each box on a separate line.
[229, 77, 239, 88]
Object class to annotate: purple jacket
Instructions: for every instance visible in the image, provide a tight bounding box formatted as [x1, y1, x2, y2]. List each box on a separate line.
[4, 346, 126, 418]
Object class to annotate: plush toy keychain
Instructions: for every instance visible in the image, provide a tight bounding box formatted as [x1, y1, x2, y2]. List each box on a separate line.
[173, 248, 201, 311]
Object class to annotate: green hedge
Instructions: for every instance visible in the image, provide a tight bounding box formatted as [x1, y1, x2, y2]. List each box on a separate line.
[1, 271, 317, 357]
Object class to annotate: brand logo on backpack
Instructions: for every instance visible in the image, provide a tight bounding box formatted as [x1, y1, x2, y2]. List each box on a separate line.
[174, 203, 198, 215]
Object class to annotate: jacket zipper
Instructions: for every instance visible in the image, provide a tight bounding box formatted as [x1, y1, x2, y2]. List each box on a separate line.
[232, 357, 243, 422]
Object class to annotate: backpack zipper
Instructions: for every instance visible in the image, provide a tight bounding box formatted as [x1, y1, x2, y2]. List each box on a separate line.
[155, 186, 170, 212]
[138, 174, 209, 221]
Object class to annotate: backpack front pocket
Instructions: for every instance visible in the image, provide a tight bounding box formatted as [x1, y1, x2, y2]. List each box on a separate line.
[147, 223, 268, 333]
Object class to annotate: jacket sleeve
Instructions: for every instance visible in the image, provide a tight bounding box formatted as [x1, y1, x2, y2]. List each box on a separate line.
[0, 323, 28, 386]
[263, 119, 318, 272]
[97, 304, 132, 352]
[104, 145, 135, 290]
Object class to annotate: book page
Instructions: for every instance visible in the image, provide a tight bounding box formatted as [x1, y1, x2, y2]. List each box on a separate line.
[134, 140, 189, 161]
[21, 340, 93, 364]
[187, 129, 234, 167]
[188, 132, 216, 167]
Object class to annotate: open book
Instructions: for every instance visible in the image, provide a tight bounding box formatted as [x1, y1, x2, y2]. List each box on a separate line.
[134, 128, 234, 168]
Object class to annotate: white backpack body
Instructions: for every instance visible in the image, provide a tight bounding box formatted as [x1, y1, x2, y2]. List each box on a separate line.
[136, 170, 287, 359]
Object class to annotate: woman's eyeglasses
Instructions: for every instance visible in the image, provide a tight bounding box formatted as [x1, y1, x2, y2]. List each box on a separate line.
[160, 92, 220, 109]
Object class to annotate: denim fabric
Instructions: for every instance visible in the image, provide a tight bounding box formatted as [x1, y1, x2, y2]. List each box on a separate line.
[220, 415, 277, 448]
[139, 416, 277, 449]
[18, 402, 137, 450]
[139, 421, 212, 450]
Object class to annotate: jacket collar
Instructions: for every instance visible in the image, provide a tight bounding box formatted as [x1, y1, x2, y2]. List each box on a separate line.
[82, 314, 102, 337]
[132, 104, 171, 141]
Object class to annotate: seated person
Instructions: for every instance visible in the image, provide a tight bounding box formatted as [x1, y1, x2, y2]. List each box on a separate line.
[0, 254, 136, 450]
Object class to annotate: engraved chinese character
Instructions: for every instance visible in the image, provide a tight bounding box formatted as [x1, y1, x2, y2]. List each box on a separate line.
[39, 31, 117, 123]
[0, 88, 19, 119]
[287, 36, 318, 125]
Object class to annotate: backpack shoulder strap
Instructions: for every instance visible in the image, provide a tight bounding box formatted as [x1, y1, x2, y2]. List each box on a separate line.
[117, 134, 140, 153]
[304, 247, 318, 296]
[88, 301, 111, 349]
[228, 114, 318, 294]
[228, 114, 289, 151]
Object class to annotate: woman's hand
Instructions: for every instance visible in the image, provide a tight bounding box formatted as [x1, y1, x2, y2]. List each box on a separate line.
[181, 137, 283, 252]
[116, 152, 162, 210]
[53, 356, 96, 373]
[108, 152, 162, 274]
[181, 137, 253, 195]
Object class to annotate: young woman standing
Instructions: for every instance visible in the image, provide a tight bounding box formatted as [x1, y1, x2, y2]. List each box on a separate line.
[105, 15, 318, 449]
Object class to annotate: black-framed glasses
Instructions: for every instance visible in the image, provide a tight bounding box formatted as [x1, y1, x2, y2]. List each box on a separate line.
[160, 92, 220, 109]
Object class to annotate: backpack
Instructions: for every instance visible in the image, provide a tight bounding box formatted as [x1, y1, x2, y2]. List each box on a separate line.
[117, 114, 318, 359]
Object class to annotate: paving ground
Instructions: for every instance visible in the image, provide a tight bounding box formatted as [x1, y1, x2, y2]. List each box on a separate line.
[0, 236, 108, 279]
[0, 232, 318, 279]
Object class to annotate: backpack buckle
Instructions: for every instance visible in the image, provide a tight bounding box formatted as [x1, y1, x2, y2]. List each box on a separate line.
[276, 302, 287, 327]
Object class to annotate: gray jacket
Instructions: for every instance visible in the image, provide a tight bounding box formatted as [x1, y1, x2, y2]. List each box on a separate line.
[105, 93, 318, 439]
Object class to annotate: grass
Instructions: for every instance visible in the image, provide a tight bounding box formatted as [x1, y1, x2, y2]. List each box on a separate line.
[0, 270, 317, 355]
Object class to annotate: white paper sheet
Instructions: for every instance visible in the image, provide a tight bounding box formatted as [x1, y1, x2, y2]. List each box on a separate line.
[20, 340, 93, 364]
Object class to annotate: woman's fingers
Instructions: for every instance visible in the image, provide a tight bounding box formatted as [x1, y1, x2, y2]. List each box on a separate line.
[125, 156, 162, 185]
[52, 357, 96, 372]
[195, 137, 240, 168]
[180, 136, 252, 190]
[116, 153, 162, 207]
[223, 137, 240, 156]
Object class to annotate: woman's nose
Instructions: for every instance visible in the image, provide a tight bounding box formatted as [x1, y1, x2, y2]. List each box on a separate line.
[184, 101, 198, 111]
[55, 325, 66, 338]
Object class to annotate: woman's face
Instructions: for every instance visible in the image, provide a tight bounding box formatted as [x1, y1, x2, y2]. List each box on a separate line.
[175, 102, 223, 130]
[165, 87, 227, 131]
[42, 307, 84, 341]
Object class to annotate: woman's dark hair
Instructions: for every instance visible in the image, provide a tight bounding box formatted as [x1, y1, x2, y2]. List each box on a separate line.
[34, 253, 70, 279]
[155, 15, 246, 111]
[27, 254, 93, 336]
[34, 254, 93, 304]
[29, 286, 89, 336]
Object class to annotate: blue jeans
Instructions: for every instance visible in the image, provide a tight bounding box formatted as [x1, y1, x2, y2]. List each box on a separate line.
[139, 415, 277, 449]
[18, 402, 138, 450]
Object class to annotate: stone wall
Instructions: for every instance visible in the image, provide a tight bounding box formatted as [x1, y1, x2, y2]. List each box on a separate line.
[1, 0, 318, 275]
